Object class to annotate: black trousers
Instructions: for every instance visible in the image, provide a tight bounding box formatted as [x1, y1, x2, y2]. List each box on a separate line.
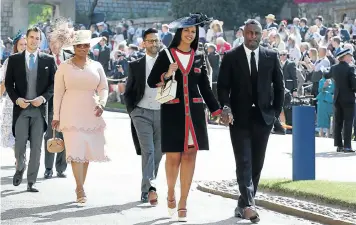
[334, 101, 354, 149]
[44, 113, 67, 172]
[229, 108, 273, 207]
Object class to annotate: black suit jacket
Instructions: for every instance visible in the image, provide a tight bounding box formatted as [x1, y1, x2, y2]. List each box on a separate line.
[325, 61, 356, 104]
[124, 55, 147, 155]
[4, 51, 56, 136]
[283, 60, 297, 92]
[161, 32, 173, 47]
[217, 45, 284, 126]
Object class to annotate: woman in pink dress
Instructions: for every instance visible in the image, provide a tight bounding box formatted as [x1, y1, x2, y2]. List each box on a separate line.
[51, 27, 109, 203]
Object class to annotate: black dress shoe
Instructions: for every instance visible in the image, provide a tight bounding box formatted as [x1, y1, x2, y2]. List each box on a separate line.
[337, 147, 344, 152]
[13, 168, 25, 186]
[44, 169, 53, 179]
[57, 171, 66, 178]
[234, 206, 243, 218]
[141, 192, 148, 203]
[27, 183, 39, 192]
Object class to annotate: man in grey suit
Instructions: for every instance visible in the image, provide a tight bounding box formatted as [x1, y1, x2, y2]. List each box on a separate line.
[43, 41, 73, 179]
[5, 27, 56, 192]
[124, 28, 162, 205]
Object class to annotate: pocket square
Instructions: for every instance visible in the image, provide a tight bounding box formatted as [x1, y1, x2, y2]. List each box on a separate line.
[45, 67, 48, 69]
[194, 59, 201, 63]
[194, 68, 201, 73]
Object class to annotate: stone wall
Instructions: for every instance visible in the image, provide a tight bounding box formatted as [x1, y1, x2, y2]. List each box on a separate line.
[298, 0, 356, 25]
[76, 0, 172, 23]
[1, 0, 14, 40]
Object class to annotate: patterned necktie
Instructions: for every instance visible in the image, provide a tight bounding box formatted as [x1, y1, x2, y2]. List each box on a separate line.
[56, 54, 61, 65]
[29, 54, 35, 70]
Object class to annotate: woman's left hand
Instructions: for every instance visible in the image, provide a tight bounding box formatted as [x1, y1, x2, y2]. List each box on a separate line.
[94, 105, 104, 117]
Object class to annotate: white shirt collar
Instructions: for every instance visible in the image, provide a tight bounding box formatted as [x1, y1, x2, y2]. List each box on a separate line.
[243, 44, 259, 56]
[25, 49, 39, 59]
[146, 53, 158, 61]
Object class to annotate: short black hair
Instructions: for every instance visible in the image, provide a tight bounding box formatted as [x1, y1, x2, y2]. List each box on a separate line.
[143, 28, 158, 40]
[316, 16, 323, 22]
[26, 27, 42, 40]
[244, 19, 262, 29]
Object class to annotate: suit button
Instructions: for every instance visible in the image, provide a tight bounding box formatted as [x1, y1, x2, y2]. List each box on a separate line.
[186, 104, 189, 106]
[185, 94, 188, 97]
[184, 84, 187, 87]
[186, 113, 189, 116]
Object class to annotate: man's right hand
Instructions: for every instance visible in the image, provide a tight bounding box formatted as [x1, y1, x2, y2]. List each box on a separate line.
[221, 106, 234, 126]
[16, 98, 30, 109]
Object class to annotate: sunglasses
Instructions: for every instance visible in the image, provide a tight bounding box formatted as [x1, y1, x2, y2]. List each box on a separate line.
[75, 43, 90, 48]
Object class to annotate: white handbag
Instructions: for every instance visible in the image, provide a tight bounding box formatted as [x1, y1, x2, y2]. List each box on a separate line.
[155, 48, 177, 104]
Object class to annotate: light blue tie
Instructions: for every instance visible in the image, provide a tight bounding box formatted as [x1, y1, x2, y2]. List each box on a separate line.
[29, 54, 35, 70]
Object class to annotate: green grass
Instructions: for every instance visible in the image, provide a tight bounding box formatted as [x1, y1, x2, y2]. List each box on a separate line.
[105, 102, 127, 110]
[259, 179, 356, 209]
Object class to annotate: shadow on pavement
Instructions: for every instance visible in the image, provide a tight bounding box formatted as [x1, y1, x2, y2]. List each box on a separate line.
[285, 152, 356, 158]
[133, 217, 172, 225]
[1, 166, 16, 171]
[1, 189, 28, 198]
[33, 201, 141, 223]
[1, 202, 79, 220]
[1, 175, 46, 186]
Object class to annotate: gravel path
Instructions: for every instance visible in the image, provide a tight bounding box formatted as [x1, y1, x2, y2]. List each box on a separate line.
[201, 180, 356, 224]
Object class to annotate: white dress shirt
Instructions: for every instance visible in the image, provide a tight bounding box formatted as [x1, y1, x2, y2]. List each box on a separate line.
[243, 44, 259, 75]
[137, 54, 160, 110]
[25, 49, 39, 69]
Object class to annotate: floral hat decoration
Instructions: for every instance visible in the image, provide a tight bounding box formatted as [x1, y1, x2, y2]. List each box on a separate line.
[168, 13, 213, 30]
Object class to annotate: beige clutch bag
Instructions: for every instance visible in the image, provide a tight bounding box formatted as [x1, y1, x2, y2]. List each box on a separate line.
[47, 129, 65, 153]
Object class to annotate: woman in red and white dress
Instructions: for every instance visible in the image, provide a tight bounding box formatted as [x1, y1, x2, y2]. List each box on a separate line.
[147, 13, 221, 222]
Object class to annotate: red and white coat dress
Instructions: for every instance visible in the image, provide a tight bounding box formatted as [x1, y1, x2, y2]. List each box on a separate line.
[147, 48, 222, 153]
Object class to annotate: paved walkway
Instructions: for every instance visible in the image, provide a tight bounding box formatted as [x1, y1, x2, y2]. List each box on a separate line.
[1, 111, 347, 224]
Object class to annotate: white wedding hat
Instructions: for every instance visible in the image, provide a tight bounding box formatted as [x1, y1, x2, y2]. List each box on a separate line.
[62, 30, 102, 51]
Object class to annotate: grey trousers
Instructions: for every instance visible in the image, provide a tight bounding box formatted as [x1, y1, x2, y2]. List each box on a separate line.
[43, 113, 67, 172]
[15, 107, 45, 184]
[131, 107, 162, 193]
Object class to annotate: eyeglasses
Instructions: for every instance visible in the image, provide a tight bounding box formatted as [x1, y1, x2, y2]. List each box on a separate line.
[75, 44, 90, 48]
[144, 39, 160, 44]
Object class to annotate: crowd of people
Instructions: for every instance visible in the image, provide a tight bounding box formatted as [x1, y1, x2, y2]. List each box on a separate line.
[1, 11, 356, 224]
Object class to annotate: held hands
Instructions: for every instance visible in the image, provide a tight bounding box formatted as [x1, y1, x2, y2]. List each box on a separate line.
[220, 106, 234, 126]
[31, 97, 44, 107]
[94, 105, 104, 117]
[16, 98, 30, 109]
[165, 62, 178, 78]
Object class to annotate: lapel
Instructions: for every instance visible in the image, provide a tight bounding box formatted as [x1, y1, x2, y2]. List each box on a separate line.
[236, 45, 252, 94]
[138, 56, 146, 91]
[37, 52, 43, 83]
[258, 47, 269, 85]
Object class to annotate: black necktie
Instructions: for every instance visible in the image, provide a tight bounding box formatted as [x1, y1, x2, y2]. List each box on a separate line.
[250, 52, 258, 81]
[250, 51, 258, 104]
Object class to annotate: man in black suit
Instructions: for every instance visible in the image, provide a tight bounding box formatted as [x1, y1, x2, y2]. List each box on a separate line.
[43, 41, 73, 179]
[5, 27, 56, 192]
[124, 28, 162, 204]
[217, 19, 284, 222]
[325, 49, 356, 153]
[161, 24, 173, 47]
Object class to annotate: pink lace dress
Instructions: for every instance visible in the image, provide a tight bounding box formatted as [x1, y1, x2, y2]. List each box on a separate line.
[53, 59, 109, 163]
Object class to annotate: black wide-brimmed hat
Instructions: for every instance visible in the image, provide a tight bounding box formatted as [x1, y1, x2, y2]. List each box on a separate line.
[168, 13, 213, 29]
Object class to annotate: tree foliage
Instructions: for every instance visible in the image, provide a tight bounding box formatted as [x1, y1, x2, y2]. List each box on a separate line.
[28, 4, 53, 27]
[171, 0, 286, 29]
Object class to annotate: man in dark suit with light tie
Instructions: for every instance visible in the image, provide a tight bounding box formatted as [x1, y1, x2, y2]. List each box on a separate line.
[217, 19, 284, 222]
[5, 27, 56, 192]
[43, 41, 73, 179]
